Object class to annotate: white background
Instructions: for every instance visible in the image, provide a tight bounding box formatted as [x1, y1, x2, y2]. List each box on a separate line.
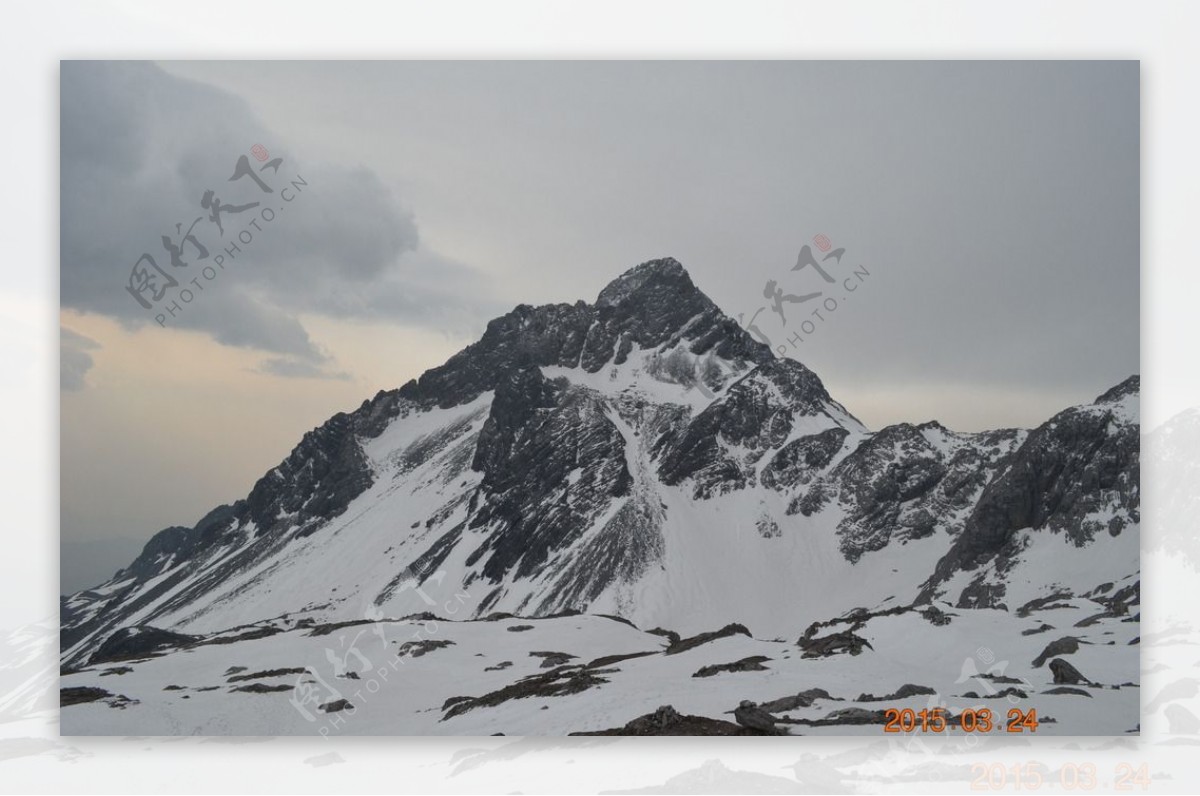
[2, 1, 1197, 792]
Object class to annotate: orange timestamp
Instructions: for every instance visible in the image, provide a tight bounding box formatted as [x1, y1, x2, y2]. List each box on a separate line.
[882, 707, 1039, 733]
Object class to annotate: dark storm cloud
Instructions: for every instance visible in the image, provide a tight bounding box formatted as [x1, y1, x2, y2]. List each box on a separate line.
[60, 61, 496, 377]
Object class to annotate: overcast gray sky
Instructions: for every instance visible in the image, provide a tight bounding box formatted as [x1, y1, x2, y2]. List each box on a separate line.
[60, 61, 1138, 588]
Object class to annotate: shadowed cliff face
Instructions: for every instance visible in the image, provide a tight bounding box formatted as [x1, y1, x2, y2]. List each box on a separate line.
[919, 376, 1140, 606]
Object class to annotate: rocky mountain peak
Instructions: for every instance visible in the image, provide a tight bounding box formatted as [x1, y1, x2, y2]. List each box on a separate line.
[595, 257, 692, 308]
[1095, 374, 1139, 405]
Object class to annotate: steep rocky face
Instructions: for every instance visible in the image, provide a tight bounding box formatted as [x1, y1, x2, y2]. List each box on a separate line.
[656, 359, 859, 498]
[919, 376, 1140, 606]
[759, 427, 851, 491]
[465, 367, 634, 584]
[583, 258, 773, 373]
[789, 422, 1024, 562]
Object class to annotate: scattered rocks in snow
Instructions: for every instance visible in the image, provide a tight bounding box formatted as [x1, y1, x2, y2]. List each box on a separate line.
[1016, 592, 1076, 617]
[442, 665, 615, 720]
[1049, 658, 1093, 686]
[484, 661, 512, 672]
[759, 688, 836, 713]
[506, 624, 534, 633]
[319, 699, 353, 713]
[733, 700, 786, 734]
[1043, 687, 1093, 698]
[798, 629, 873, 658]
[1033, 636, 1082, 667]
[230, 683, 294, 694]
[584, 650, 658, 669]
[665, 623, 751, 655]
[571, 704, 761, 736]
[397, 639, 455, 658]
[1022, 624, 1055, 636]
[307, 619, 373, 638]
[692, 656, 771, 678]
[959, 687, 1028, 700]
[979, 673, 1025, 685]
[197, 625, 281, 646]
[99, 667, 133, 677]
[227, 667, 307, 683]
[921, 606, 952, 626]
[530, 651, 578, 668]
[856, 684, 936, 702]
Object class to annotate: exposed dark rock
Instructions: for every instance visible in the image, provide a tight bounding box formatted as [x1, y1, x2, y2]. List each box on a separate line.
[530, 651, 577, 668]
[584, 650, 659, 669]
[759, 688, 835, 713]
[1017, 592, 1075, 617]
[397, 639, 455, 658]
[733, 700, 787, 734]
[483, 661, 512, 672]
[1049, 658, 1092, 685]
[231, 683, 294, 694]
[99, 666, 133, 677]
[1043, 687, 1093, 698]
[665, 623, 751, 655]
[692, 656, 771, 678]
[571, 704, 764, 736]
[658, 360, 850, 498]
[307, 619, 374, 638]
[60, 686, 112, 707]
[506, 624, 534, 633]
[980, 673, 1025, 685]
[442, 665, 615, 720]
[87, 626, 199, 666]
[798, 629, 873, 658]
[319, 699, 353, 713]
[856, 684, 936, 702]
[1022, 624, 1055, 636]
[227, 667, 307, 683]
[760, 427, 851, 491]
[195, 625, 281, 646]
[921, 381, 1139, 605]
[1033, 636, 1082, 668]
[921, 606, 952, 626]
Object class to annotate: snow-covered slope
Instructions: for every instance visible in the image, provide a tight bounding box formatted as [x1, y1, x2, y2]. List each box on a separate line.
[60, 257, 1139, 735]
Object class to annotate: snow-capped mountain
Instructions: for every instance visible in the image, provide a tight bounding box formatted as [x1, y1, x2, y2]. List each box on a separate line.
[60, 258, 1139, 735]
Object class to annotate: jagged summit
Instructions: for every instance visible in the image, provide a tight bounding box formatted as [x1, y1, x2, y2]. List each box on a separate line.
[397, 257, 772, 408]
[595, 257, 693, 308]
[1096, 374, 1140, 404]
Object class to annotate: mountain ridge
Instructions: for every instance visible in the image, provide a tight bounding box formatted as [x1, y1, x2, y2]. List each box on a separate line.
[61, 258, 1140, 670]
